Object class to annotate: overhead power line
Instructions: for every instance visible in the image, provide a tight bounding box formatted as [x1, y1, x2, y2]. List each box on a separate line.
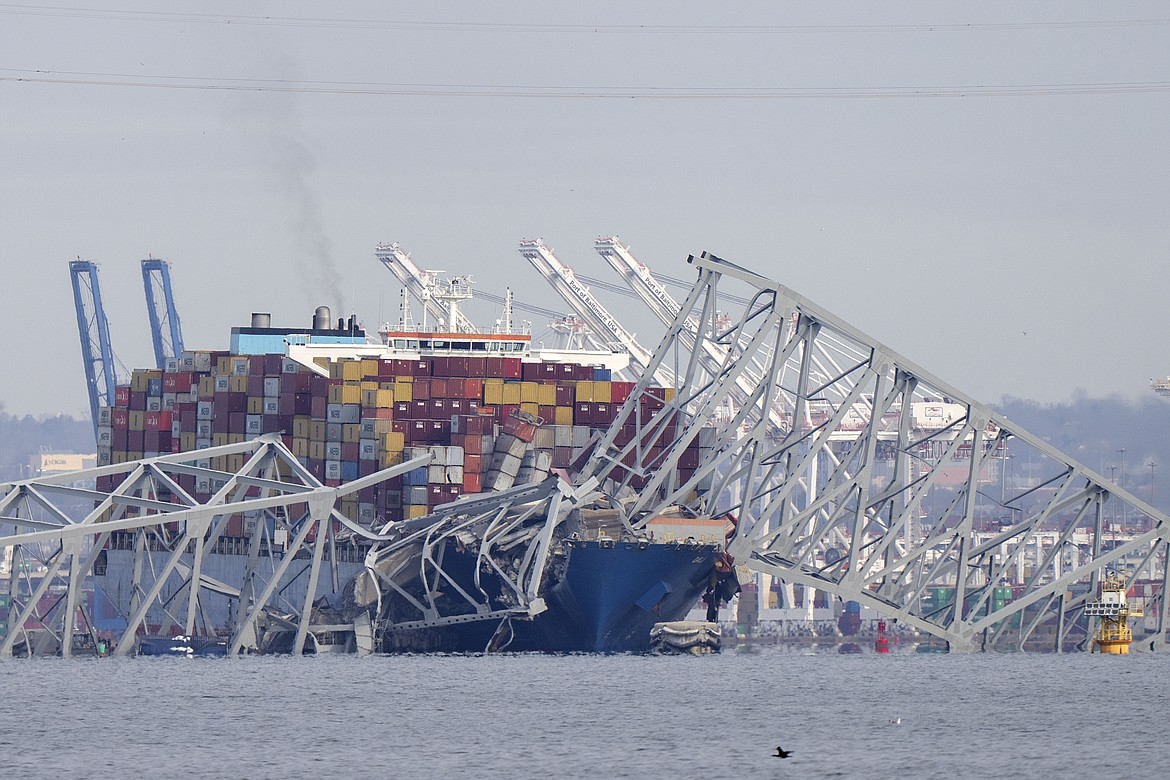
[3, 69, 1168, 99]
[2, 5, 1168, 34]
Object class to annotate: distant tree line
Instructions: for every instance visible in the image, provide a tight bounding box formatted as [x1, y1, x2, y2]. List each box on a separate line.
[0, 405, 94, 481]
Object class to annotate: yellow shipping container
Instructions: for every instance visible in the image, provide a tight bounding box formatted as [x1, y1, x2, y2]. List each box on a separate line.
[664, 388, 675, 402]
[379, 450, 403, 468]
[382, 431, 406, 452]
[228, 433, 245, 445]
[576, 380, 593, 403]
[361, 359, 380, 379]
[128, 411, 145, 431]
[360, 380, 378, 391]
[519, 382, 538, 403]
[342, 423, 362, 443]
[112, 451, 127, 464]
[501, 383, 522, 405]
[394, 381, 413, 402]
[484, 383, 504, 405]
[537, 384, 557, 406]
[342, 361, 362, 382]
[209, 455, 226, 471]
[247, 396, 263, 414]
[229, 375, 248, 393]
[309, 421, 327, 442]
[212, 433, 229, 447]
[405, 504, 429, 519]
[292, 416, 311, 438]
[292, 437, 309, 457]
[328, 385, 345, 404]
[370, 418, 394, 435]
[593, 381, 612, 403]
[180, 432, 196, 451]
[309, 441, 326, 460]
[216, 356, 232, 375]
[198, 376, 215, 399]
[227, 454, 245, 472]
[554, 406, 575, 426]
[230, 356, 250, 376]
[520, 402, 540, 417]
[340, 384, 361, 405]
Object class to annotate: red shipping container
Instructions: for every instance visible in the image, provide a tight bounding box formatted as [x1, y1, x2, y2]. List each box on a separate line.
[555, 384, 575, 406]
[411, 400, 430, 420]
[365, 407, 393, 419]
[448, 399, 465, 415]
[538, 405, 556, 423]
[430, 399, 448, 418]
[112, 428, 129, 449]
[341, 442, 360, 461]
[467, 357, 487, 377]
[428, 419, 451, 441]
[486, 357, 504, 378]
[462, 472, 483, 493]
[552, 446, 574, 468]
[594, 403, 613, 424]
[114, 386, 131, 406]
[461, 378, 482, 400]
[502, 358, 522, 379]
[431, 378, 449, 398]
[130, 391, 147, 411]
[449, 358, 468, 376]
[111, 408, 129, 428]
[128, 430, 144, 451]
[611, 382, 635, 404]
[414, 378, 432, 401]
[248, 355, 267, 375]
[431, 357, 450, 377]
[463, 454, 483, 473]
[311, 374, 330, 395]
[217, 392, 248, 414]
[263, 354, 283, 375]
[228, 412, 247, 432]
[359, 460, 379, 477]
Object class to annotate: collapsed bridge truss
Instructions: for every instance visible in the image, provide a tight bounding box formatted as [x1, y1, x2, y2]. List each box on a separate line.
[581, 251, 1169, 652]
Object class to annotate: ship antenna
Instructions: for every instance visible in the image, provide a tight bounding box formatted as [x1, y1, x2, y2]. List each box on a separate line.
[504, 288, 514, 335]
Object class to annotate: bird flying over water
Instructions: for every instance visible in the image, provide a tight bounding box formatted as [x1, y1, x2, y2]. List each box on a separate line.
[774, 745, 792, 759]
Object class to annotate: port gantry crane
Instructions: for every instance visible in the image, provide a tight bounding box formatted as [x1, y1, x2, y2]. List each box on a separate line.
[578, 250, 1170, 652]
[518, 238, 676, 388]
[69, 260, 118, 438]
[140, 257, 185, 369]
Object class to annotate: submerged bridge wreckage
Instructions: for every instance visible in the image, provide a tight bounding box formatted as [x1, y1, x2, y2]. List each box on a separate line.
[3, 248, 1168, 656]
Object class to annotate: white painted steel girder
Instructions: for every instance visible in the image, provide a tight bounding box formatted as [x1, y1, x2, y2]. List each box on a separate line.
[580, 250, 1170, 652]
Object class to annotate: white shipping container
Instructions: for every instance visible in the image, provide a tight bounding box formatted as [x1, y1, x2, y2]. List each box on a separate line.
[165, 356, 180, 372]
[697, 427, 716, 449]
[325, 460, 342, 480]
[97, 406, 113, 426]
[263, 398, 279, 416]
[197, 401, 213, 420]
[214, 375, 230, 392]
[445, 465, 464, 484]
[325, 442, 342, 460]
[360, 419, 377, 438]
[553, 425, 573, 447]
[445, 445, 463, 464]
[281, 357, 299, 374]
[263, 378, 281, 398]
[146, 397, 162, 412]
[245, 415, 262, 434]
[326, 422, 343, 441]
[359, 439, 377, 460]
[162, 392, 177, 410]
[428, 445, 448, 466]
[533, 428, 555, 449]
[534, 450, 552, 471]
[195, 439, 212, 450]
[193, 352, 213, 372]
[171, 420, 182, 438]
[428, 464, 446, 483]
[96, 425, 112, 444]
[572, 426, 591, 447]
[97, 450, 112, 467]
[407, 486, 429, 505]
[196, 420, 212, 438]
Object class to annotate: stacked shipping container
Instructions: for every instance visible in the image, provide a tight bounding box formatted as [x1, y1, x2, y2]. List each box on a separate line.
[97, 350, 710, 534]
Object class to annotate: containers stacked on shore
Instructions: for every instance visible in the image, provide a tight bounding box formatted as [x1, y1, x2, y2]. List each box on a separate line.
[96, 350, 707, 533]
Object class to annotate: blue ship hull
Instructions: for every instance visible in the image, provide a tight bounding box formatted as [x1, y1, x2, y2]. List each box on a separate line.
[380, 539, 721, 653]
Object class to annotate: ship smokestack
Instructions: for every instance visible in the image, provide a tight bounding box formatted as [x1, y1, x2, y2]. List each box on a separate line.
[312, 306, 331, 331]
[251, 312, 271, 328]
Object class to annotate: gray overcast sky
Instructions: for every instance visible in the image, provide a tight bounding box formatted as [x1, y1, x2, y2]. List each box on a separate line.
[2, 2, 1169, 419]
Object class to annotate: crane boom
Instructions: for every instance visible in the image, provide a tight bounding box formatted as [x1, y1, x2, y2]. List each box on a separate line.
[594, 236, 791, 433]
[69, 260, 117, 438]
[518, 238, 673, 386]
[141, 258, 185, 368]
[374, 242, 477, 333]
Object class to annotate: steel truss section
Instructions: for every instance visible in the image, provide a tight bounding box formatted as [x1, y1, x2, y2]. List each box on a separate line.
[580, 251, 1170, 652]
[0, 435, 429, 659]
[357, 476, 602, 648]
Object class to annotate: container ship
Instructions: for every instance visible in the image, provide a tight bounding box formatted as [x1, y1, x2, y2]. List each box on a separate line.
[92, 300, 731, 654]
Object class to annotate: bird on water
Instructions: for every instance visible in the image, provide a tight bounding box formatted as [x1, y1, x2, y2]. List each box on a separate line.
[774, 746, 792, 759]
